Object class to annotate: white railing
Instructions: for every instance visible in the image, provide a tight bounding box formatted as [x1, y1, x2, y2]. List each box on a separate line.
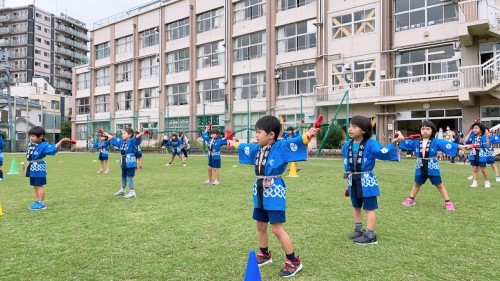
[459, 0, 499, 27]
[460, 52, 500, 88]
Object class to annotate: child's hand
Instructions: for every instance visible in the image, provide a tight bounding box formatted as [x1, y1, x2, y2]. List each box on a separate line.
[306, 128, 318, 140]
[227, 140, 238, 147]
[393, 131, 404, 143]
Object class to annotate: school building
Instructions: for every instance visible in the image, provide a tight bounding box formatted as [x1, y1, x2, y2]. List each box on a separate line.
[72, 0, 500, 145]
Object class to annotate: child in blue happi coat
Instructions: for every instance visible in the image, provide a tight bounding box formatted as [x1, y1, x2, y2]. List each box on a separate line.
[24, 126, 70, 210]
[102, 128, 145, 198]
[396, 121, 467, 211]
[464, 122, 491, 188]
[0, 133, 5, 182]
[164, 134, 186, 167]
[343, 116, 400, 245]
[282, 126, 302, 172]
[202, 126, 227, 185]
[228, 116, 318, 278]
[90, 134, 111, 173]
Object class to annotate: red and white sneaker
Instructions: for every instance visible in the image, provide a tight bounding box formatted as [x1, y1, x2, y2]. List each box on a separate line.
[256, 251, 272, 267]
[278, 257, 303, 277]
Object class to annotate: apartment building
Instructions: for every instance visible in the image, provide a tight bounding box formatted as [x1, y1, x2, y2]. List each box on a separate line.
[73, 0, 500, 145]
[0, 4, 89, 96]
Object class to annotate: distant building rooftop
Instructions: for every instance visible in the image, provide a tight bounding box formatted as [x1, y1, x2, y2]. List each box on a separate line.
[93, 0, 170, 29]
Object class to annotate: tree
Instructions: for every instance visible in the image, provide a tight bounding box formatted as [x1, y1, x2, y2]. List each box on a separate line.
[60, 120, 72, 138]
[316, 127, 345, 149]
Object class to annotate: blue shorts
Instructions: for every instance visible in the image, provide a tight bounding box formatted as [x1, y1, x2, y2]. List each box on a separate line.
[98, 156, 108, 161]
[350, 196, 378, 210]
[253, 208, 286, 224]
[486, 159, 495, 165]
[30, 177, 47, 186]
[470, 160, 486, 167]
[415, 175, 442, 185]
[208, 158, 221, 168]
[0, 161, 3, 166]
[135, 154, 142, 159]
[121, 167, 135, 178]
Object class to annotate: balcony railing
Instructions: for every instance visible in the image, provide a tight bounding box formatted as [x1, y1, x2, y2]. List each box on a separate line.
[11, 39, 28, 46]
[11, 14, 28, 22]
[460, 52, 500, 88]
[54, 81, 72, 90]
[0, 15, 10, 22]
[459, 0, 500, 27]
[0, 27, 10, 34]
[54, 46, 88, 60]
[54, 24, 89, 40]
[10, 51, 27, 58]
[54, 36, 89, 51]
[54, 59, 77, 68]
[54, 70, 73, 79]
[11, 26, 28, 34]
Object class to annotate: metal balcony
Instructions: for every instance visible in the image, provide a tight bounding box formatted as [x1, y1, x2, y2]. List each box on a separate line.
[458, 0, 500, 46]
[54, 70, 73, 79]
[54, 24, 89, 40]
[54, 81, 73, 90]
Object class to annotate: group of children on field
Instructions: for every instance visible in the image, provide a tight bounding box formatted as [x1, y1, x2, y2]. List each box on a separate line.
[5, 114, 500, 278]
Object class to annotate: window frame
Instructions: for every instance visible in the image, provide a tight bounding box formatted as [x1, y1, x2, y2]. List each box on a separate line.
[140, 28, 159, 48]
[167, 48, 190, 74]
[95, 42, 110, 59]
[139, 87, 160, 109]
[277, 19, 317, 54]
[278, 64, 316, 96]
[167, 18, 190, 41]
[233, 30, 266, 62]
[233, 71, 266, 100]
[197, 41, 225, 68]
[198, 78, 225, 103]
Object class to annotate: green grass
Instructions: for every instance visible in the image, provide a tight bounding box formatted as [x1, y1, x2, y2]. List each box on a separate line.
[0, 152, 498, 281]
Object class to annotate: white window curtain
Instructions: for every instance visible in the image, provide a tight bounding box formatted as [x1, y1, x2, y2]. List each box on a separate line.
[256, 73, 265, 98]
[277, 27, 286, 54]
[234, 75, 243, 100]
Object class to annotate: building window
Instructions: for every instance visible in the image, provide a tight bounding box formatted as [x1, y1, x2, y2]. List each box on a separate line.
[167, 18, 189, 41]
[332, 59, 376, 89]
[395, 0, 458, 32]
[35, 62, 41, 67]
[166, 117, 189, 133]
[278, 64, 316, 96]
[116, 91, 133, 111]
[140, 56, 159, 79]
[234, 31, 266, 61]
[95, 42, 110, 59]
[116, 35, 133, 54]
[140, 122, 158, 134]
[44, 40, 50, 45]
[140, 28, 159, 48]
[43, 52, 49, 57]
[116, 62, 133, 83]
[196, 115, 223, 130]
[51, 100, 60, 110]
[140, 87, 160, 109]
[115, 123, 133, 135]
[76, 124, 87, 140]
[167, 83, 189, 106]
[234, 72, 266, 100]
[197, 8, 224, 33]
[36, 37, 41, 43]
[197, 41, 224, 68]
[277, 20, 316, 54]
[332, 8, 375, 39]
[95, 94, 110, 113]
[35, 49, 41, 55]
[395, 45, 459, 80]
[278, 0, 316, 11]
[95, 67, 110, 87]
[233, 112, 266, 140]
[167, 48, 190, 74]
[234, 0, 265, 22]
[76, 97, 90, 114]
[198, 78, 225, 103]
[77, 72, 90, 90]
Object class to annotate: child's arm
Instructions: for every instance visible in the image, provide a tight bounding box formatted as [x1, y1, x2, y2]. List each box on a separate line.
[464, 130, 473, 144]
[201, 132, 211, 143]
[490, 134, 500, 145]
[371, 140, 400, 161]
[229, 140, 260, 165]
[279, 128, 318, 162]
[435, 139, 460, 156]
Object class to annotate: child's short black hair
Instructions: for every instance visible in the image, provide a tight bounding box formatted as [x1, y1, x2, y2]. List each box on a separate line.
[123, 128, 134, 136]
[210, 128, 220, 135]
[472, 122, 486, 135]
[350, 115, 372, 139]
[420, 120, 437, 139]
[286, 126, 294, 132]
[135, 131, 140, 135]
[28, 126, 46, 138]
[256, 116, 281, 141]
[171, 134, 178, 140]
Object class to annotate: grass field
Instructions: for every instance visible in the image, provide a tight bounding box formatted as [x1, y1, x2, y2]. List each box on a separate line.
[0, 152, 498, 281]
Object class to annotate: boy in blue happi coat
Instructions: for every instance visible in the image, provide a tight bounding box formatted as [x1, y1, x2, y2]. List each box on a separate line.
[228, 116, 318, 278]
[24, 126, 70, 210]
[464, 122, 491, 188]
[164, 134, 186, 167]
[90, 134, 111, 173]
[396, 121, 467, 211]
[202, 126, 227, 185]
[343, 116, 400, 245]
[0, 133, 5, 181]
[102, 128, 145, 198]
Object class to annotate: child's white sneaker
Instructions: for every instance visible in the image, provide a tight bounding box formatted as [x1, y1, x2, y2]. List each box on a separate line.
[124, 191, 136, 198]
[115, 189, 126, 195]
[496, 176, 500, 182]
[165, 163, 171, 166]
[183, 163, 187, 167]
[467, 175, 473, 180]
[204, 179, 211, 184]
[485, 181, 491, 188]
[470, 181, 478, 188]
[212, 180, 220, 185]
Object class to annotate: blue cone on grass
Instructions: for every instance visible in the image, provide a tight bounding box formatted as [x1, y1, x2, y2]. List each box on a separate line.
[244, 250, 261, 281]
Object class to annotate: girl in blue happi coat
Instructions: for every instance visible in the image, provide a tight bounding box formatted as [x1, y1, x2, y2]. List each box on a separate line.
[0, 133, 5, 182]
[24, 126, 70, 210]
[164, 134, 186, 167]
[464, 122, 491, 188]
[396, 121, 467, 211]
[90, 134, 111, 174]
[343, 116, 400, 245]
[102, 128, 144, 198]
[202, 126, 227, 185]
[228, 116, 318, 278]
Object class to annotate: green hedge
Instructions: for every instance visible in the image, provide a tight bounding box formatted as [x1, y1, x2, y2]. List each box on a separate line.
[316, 127, 345, 149]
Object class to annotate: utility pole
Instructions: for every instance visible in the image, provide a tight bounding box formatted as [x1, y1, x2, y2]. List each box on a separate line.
[1, 48, 15, 152]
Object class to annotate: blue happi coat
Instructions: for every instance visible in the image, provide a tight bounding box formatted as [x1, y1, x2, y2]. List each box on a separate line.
[237, 134, 308, 211]
[110, 136, 142, 169]
[202, 132, 227, 160]
[0, 135, 4, 164]
[466, 133, 488, 163]
[92, 140, 110, 158]
[135, 145, 143, 158]
[26, 141, 60, 178]
[342, 139, 399, 198]
[166, 140, 182, 155]
[399, 138, 459, 176]
[281, 131, 299, 140]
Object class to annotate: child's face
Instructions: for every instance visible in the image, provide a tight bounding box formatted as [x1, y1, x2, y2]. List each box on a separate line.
[287, 130, 293, 135]
[29, 134, 42, 143]
[210, 133, 218, 139]
[420, 126, 433, 139]
[348, 123, 365, 140]
[100, 136, 106, 141]
[121, 130, 131, 140]
[255, 129, 275, 147]
[473, 125, 482, 135]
